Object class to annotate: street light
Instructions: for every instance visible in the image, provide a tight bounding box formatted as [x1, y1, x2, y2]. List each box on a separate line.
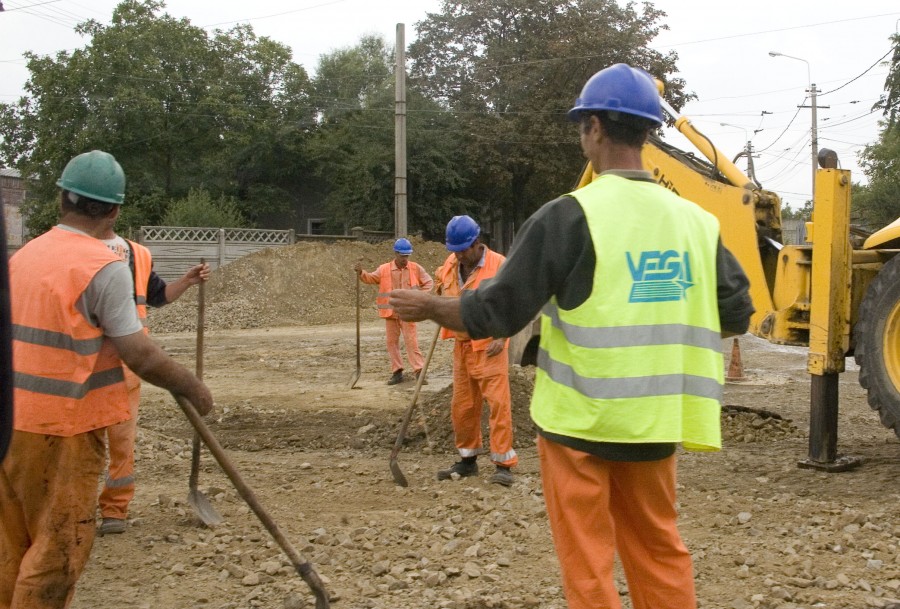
[769, 51, 819, 197]
[719, 122, 760, 185]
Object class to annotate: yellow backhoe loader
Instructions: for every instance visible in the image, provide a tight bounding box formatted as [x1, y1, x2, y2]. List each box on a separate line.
[511, 96, 900, 471]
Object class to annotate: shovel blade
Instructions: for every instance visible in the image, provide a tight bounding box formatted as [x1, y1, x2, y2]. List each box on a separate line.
[347, 367, 361, 390]
[389, 458, 408, 487]
[188, 488, 224, 526]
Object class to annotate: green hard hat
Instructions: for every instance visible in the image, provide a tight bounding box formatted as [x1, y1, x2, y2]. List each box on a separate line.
[56, 150, 126, 204]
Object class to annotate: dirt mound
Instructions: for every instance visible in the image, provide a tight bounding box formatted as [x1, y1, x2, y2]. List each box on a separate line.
[149, 237, 452, 332]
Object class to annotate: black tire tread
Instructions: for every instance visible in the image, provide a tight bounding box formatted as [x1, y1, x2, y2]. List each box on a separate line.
[853, 255, 900, 439]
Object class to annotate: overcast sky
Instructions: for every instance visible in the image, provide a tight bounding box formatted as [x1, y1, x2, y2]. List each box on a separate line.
[1, 0, 899, 210]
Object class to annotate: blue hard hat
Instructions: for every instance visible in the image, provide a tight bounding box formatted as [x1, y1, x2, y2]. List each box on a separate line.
[393, 238, 413, 255]
[445, 215, 480, 252]
[567, 63, 663, 126]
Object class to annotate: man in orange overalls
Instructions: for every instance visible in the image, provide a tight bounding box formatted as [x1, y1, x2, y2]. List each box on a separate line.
[434, 215, 517, 486]
[354, 238, 433, 385]
[0, 150, 213, 608]
[96, 230, 209, 536]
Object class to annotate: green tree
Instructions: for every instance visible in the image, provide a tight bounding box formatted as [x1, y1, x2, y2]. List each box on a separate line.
[853, 127, 900, 230]
[407, 0, 690, 248]
[162, 189, 250, 227]
[874, 32, 900, 129]
[853, 32, 900, 230]
[0, 0, 312, 236]
[308, 36, 473, 240]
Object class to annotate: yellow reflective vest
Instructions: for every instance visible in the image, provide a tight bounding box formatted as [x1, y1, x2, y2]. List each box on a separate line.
[531, 174, 724, 451]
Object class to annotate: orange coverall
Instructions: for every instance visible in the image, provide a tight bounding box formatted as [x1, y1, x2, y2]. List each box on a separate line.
[2, 228, 132, 609]
[98, 239, 151, 520]
[437, 249, 517, 467]
[359, 260, 433, 374]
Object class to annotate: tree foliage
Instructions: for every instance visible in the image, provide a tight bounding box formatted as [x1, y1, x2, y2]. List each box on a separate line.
[162, 189, 250, 227]
[0, 0, 311, 236]
[854, 33, 900, 230]
[1, 0, 691, 245]
[874, 33, 900, 130]
[854, 127, 900, 230]
[307, 36, 473, 240]
[407, 0, 690, 247]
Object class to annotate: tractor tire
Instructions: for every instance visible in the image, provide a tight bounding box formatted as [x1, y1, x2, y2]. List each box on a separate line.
[853, 254, 900, 439]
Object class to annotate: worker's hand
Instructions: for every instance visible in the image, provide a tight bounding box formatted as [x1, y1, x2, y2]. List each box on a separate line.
[353, 262, 364, 274]
[183, 263, 210, 286]
[389, 289, 434, 322]
[485, 339, 505, 357]
[180, 382, 214, 416]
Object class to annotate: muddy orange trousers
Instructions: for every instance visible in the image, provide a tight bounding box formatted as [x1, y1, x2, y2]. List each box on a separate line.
[451, 340, 517, 467]
[384, 316, 423, 373]
[537, 436, 696, 609]
[98, 382, 140, 519]
[0, 429, 106, 609]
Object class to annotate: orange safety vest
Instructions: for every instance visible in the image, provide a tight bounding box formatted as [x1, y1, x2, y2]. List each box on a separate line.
[372, 261, 427, 318]
[11, 227, 131, 436]
[127, 239, 152, 330]
[437, 247, 508, 351]
[122, 239, 153, 389]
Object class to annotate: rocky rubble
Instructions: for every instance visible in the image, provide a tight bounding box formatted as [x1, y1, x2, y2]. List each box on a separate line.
[71, 243, 898, 609]
[149, 238, 453, 333]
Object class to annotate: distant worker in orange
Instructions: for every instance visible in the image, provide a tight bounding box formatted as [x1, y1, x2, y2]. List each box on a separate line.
[96, 231, 210, 536]
[1, 150, 213, 608]
[354, 238, 433, 385]
[435, 215, 517, 486]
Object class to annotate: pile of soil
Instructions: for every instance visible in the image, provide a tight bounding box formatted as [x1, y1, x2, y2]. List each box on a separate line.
[149, 237, 453, 332]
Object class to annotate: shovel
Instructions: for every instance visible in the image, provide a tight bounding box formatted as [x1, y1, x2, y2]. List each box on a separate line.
[347, 271, 361, 389]
[188, 262, 223, 526]
[389, 323, 441, 487]
[173, 394, 331, 608]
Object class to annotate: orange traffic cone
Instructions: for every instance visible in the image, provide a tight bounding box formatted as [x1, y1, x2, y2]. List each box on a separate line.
[725, 337, 746, 382]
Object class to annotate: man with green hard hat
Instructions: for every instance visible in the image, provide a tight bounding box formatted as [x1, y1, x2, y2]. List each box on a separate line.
[1, 150, 213, 608]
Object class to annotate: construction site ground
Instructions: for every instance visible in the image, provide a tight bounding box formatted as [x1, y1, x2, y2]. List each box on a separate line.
[69, 241, 899, 609]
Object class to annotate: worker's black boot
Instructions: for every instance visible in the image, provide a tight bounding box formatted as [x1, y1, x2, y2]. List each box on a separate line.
[490, 466, 514, 487]
[415, 369, 428, 385]
[387, 370, 404, 385]
[437, 458, 478, 480]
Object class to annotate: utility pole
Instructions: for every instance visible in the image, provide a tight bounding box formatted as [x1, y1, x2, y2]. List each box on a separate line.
[768, 52, 828, 199]
[799, 83, 827, 197]
[394, 23, 407, 239]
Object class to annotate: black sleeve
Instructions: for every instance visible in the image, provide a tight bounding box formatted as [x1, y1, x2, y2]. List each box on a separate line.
[716, 239, 754, 334]
[461, 196, 595, 339]
[146, 270, 169, 308]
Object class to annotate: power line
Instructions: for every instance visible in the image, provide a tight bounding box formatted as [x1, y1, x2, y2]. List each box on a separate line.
[0, 0, 64, 12]
[819, 47, 894, 97]
[655, 12, 900, 49]
[199, 0, 351, 29]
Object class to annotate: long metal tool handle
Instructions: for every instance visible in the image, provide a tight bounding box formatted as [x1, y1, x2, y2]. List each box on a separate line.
[173, 393, 331, 608]
[389, 323, 441, 486]
[355, 273, 361, 369]
[189, 260, 206, 490]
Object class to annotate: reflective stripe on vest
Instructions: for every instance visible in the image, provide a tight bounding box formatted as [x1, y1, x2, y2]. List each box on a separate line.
[128, 239, 152, 330]
[375, 261, 423, 317]
[530, 175, 724, 451]
[11, 227, 130, 436]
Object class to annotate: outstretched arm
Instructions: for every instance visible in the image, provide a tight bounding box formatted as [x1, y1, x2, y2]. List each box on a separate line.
[162, 263, 210, 304]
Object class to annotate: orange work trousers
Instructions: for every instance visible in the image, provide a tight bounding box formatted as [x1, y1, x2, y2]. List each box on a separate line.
[451, 340, 517, 467]
[385, 316, 424, 373]
[537, 436, 696, 609]
[98, 381, 140, 519]
[0, 429, 106, 609]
